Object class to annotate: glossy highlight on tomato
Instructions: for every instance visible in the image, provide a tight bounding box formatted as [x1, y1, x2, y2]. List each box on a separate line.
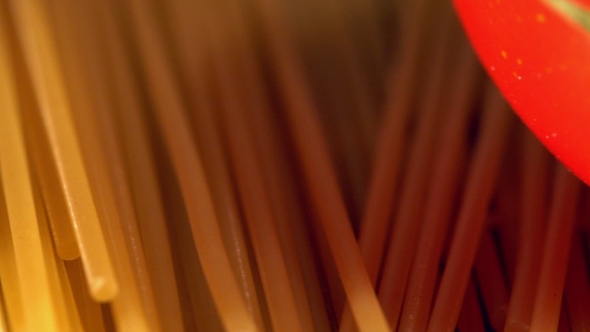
[453, 0, 590, 184]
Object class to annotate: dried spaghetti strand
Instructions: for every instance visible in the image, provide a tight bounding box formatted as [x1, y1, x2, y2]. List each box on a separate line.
[0, 293, 8, 332]
[398, 42, 481, 332]
[252, 0, 389, 330]
[94, 0, 185, 329]
[162, 188, 226, 332]
[504, 130, 551, 332]
[204, 6, 305, 330]
[53, 255, 84, 332]
[456, 278, 485, 332]
[487, 134, 522, 285]
[224, 1, 329, 328]
[0, 16, 60, 331]
[249, 112, 333, 332]
[45, 1, 162, 330]
[10, 32, 82, 261]
[559, 301, 572, 332]
[374, 11, 456, 329]
[0, 152, 25, 332]
[152, 127, 234, 332]
[530, 164, 582, 332]
[15, 55, 81, 261]
[293, 0, 380, 218]
[160, 0, 264, 326]
[356, 0, 438, 285]
[8, 0, 118, 301]
[564, 233, 590, 331]
[473, 230, 509, 331]
[239, 41, 333, 332]
[427, 84, 513, 332]
[205, 2, 329, 330]
[115, 0, 258, 329]
[20, 91, 80, 261]
[187, 63, 268, 329]
[31, 175, 84, 332]
[326, 0, 383, 163]
[64, 260, 106, 332]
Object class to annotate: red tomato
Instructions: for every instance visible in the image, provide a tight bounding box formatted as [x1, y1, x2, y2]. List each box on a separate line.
[453, 0, 590, 184]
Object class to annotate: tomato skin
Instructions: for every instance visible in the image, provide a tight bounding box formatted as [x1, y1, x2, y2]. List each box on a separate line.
[453, 0, 590, 184]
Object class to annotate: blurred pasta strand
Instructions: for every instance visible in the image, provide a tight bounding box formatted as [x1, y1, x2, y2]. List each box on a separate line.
[0, 0, 588, 331]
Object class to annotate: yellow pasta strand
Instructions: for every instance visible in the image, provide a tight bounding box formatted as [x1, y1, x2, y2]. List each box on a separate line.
[0, 169, 25, 332]
[32, 175, 84, 332]
[0, 17, 60, 332]
[8, 0, 118, 301]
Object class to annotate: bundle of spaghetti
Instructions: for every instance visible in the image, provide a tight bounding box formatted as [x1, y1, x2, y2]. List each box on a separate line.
[1, 0, 590, 331]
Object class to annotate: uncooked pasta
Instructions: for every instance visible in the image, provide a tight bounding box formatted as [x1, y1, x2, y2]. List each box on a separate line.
[0, 0, 587, 331]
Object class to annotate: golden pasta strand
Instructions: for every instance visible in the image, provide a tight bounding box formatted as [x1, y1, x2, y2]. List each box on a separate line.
[0, 18, 60, 331]
[8, 0, 118, 301]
